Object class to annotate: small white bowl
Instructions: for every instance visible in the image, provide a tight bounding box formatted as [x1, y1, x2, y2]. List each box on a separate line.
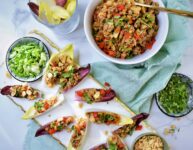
[84, 0, 169, 65]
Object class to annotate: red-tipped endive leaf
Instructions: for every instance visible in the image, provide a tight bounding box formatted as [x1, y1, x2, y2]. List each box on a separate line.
[78, 64, 91, 79]
[112, 113, 149, 138]
[89, 143, 108, 150]
[55, 0, 67, 7]
[63, 64, 91, 92]
[75, 88, 116, 103]
[0, 86, 12, 95]
[100, 89, 116, 101]
[35, 124, 50, 137]
[28, 2, 39, 16]
[132, 113, 149, 127]
[35, 116, 74, 137]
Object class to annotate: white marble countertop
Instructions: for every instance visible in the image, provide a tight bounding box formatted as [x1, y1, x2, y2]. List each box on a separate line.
[0, 0, 193, 150]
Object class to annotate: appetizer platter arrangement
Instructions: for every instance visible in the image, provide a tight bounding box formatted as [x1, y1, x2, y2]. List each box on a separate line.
[1, 0, 193, 149]
[1, 40, 162, 149]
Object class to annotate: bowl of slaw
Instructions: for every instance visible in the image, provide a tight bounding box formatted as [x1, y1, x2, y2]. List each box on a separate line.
[84, 0, 169, 65]
[6, 37, 50, 82]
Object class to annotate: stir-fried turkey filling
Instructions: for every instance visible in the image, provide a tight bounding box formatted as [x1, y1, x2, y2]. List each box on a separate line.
[34, 97, 57, 113]
[113, 120, 137, 138]
[86, 112, 120, 125]
[108, 135, 127, 150]
[76, 88, 113, 103]
[71, 120, 87, 149]
[10, 85, 39, 100]
[92, 0, 159, 59]
[45, 117, 74, 134]
[45, 54, 80, 91]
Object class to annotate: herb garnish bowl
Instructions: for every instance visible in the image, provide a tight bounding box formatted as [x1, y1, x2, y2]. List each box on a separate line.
[6, 37, 50, 82]
[155, 73, 193, 118]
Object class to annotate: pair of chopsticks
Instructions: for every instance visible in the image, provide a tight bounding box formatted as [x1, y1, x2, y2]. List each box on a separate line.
[135, 2, 193, 18]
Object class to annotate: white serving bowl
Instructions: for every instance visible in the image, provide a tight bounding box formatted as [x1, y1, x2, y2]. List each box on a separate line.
[84, 0, 169, 65]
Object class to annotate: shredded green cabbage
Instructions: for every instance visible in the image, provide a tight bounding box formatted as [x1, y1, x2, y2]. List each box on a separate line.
[8, 41, 48, 78]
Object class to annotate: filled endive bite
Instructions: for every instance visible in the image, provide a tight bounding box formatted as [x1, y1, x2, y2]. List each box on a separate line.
[75, 88, 116, 104]
[68, 118, 88, 150]
[89, 143, 108, 150]
[35, 116, 74, 137]
[22, 94, 64, 119]
[113, 113, 149, 138]
[86, 110, 133, 126]
[108, 135, 128, 150]
[44, 44, 90, 91]
[0, 85, 40, 100]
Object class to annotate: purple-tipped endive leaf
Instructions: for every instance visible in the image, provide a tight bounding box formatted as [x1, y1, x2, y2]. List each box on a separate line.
[132, 113, 149, 127]
[112, 113, 149, 138]
[75, 88, 116, 104]
[89, 143, 108, 150]
[28, 2, 39, 16]
[55, 0, 67, 7]
[35, 116, 74, 137]
[0, 86, 12, 95]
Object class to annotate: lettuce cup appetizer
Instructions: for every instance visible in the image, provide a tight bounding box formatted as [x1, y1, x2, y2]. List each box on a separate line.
[68, 118, 88, 150]
[22, 94, 64, 119]
[1, 85, 40, 100]
[86, 110, 133, 126]
[44, 44, 90, 91]
[89, 143, 108, 150]
[75, 88, 116, 104]
[108, 135, 128, 150]
[35, 116, 74, 137]
[113, 113, 149, 138]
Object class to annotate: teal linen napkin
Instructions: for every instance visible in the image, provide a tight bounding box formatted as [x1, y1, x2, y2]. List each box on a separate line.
[91, 0, 193, 113]
[23, 0, 193, 149]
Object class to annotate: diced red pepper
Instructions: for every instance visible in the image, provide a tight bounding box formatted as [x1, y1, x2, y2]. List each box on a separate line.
[44, 102, 50, 110]
[145, 38, 156, 49]
[134, 32, 141, 40]
[48, 128, 56, 134]
[124, 32, 131, 40]
[107, 50, 116, 57]
[76, 91, 84, 97]
[114, 13, 121, 17]
[117, 4, 125, 11]
[104, 82, 110, 87]
[100, 89, 106, 96]
[135, 125, 143, 131]
[93, 112, 98, 118]
[98, 42, 105, 49]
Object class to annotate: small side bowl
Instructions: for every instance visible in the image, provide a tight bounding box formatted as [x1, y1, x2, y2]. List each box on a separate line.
[84, 0, 169, 65]
[131, 132, 169, 150]
[6, 37, 50, 82]
[155, 73, 193, 118]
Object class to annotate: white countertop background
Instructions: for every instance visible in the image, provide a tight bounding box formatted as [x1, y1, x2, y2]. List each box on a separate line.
[0, 0, 193, 149]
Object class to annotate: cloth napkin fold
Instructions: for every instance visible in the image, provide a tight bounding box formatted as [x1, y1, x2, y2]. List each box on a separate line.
[23, 0, 193, 149]
[91, 0, 193, 114]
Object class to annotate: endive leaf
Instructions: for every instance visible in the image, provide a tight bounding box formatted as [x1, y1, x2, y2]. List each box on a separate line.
[119, 115, 133, 126]
[44, 44, 74, 74]
[67, 118, 88, 150]
[66, 0, 76, 15]
[22, 106, 37, 120]
[22, 94, 64, 120]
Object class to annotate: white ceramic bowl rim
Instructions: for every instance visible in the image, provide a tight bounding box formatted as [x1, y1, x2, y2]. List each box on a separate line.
[84, 0, 169, 65]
